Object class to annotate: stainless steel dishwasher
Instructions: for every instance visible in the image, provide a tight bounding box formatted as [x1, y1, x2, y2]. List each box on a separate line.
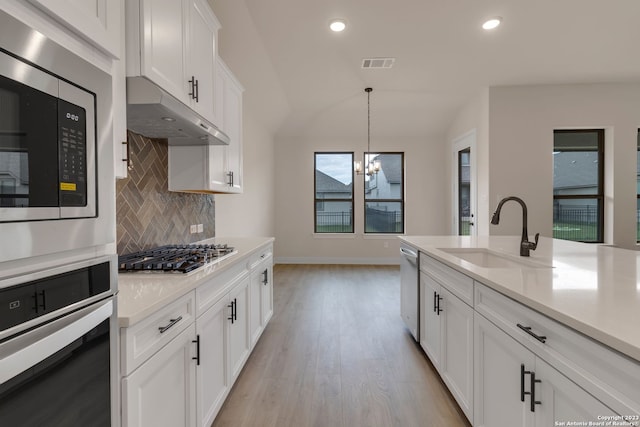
[400, 243, 419, 341]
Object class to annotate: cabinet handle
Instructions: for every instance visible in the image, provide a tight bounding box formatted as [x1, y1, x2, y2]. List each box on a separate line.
[517, 323, 547, 343]
[520, 364, 531, 402]
[158, 316, 183, 333]
[233, 298, 238, 321]
[122, 141, 133, 170]
[188, 76, 196, 99]
[227, 171, 234, 187]
[192, 335, 200, 365]
[437, 294, 443, 315]
[433, 291, 437, 313]
[194, 78, 199, 102]
[228, 301, 235, 324]
[530, 371, 542, 412]
[262, 269, 268, 285]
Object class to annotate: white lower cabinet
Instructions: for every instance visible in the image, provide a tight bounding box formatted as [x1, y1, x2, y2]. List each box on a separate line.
[417, 253, 638, 427]
[228, 275, 251, 382]
[122, 242, 275, 427]
[534, 357, 617, 427]
[474, 313, 617, 426]
[196, 296, 229, 427]
[474, 312, 536, 427]
[250, 254, 274, 347]
[420, 271, 473, 421]
[122, 323, 197, 427]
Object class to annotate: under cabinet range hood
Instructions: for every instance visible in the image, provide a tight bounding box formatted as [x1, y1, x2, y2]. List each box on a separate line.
[126, 77, 230, 146]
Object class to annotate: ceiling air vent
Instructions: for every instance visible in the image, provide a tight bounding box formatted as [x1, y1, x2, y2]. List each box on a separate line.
[361, 57, 395, 69]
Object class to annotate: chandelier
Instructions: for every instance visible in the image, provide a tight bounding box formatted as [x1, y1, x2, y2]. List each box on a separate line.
[354, 87, 381, 176]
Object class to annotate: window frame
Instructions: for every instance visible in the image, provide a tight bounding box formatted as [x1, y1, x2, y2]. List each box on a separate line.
[314, 152, 354, 234]
[553, 129, 604, 243]
[363, 151, 405, 234]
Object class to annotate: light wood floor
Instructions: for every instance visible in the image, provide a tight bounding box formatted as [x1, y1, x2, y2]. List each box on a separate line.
[212, 264, 471, 427]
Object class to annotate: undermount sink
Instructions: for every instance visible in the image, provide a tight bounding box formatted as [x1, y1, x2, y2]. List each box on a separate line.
[437, 247, 553, 269]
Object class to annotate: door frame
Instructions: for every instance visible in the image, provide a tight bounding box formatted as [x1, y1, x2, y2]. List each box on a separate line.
[452, 130, 477, 236]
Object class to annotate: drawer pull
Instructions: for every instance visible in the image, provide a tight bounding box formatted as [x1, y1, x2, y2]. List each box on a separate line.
[520, 364, 531, 402]
[517, 323, 547, 343]
[530, 371, 542, 412]
[158, 316, 183, 334]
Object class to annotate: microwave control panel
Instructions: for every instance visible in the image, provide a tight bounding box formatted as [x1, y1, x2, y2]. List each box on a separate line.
[58, 99, 87, 207]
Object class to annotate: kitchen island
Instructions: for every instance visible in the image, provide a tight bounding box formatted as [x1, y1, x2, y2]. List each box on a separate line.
[117, 236, 274, 427]
[400, 235, 640, 425]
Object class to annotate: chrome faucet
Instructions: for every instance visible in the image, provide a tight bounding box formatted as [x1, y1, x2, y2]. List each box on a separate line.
[490, 196, 539, 257]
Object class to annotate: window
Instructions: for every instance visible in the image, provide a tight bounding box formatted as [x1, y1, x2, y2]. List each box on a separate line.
[364, 152, 404, 233]
[314, 153, 354, 233]
[553, 130, 604, 242]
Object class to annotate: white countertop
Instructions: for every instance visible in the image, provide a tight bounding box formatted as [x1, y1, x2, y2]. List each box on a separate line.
[117, 237, 274, 327]
[399, 235, 640, 362]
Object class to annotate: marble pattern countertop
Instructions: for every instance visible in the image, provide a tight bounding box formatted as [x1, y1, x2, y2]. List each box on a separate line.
[399, 235, 640, 362]
[117, 237, 274, 327]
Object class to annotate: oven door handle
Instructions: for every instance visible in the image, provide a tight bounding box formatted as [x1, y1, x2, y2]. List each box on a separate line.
[0, 298, 113, 386]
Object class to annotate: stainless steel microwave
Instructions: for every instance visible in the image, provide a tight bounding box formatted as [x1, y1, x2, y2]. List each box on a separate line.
[0, 49, 96, 222]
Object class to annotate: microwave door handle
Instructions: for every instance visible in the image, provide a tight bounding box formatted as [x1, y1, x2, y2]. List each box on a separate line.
[0, 299, 112, 385]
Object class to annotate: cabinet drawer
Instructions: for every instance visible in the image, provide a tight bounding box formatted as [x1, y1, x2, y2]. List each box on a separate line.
[196, 261, 249, 316]
[475, 283, 640, 416]
[120, 291, 195, 376]
[247, 244, 273, 270]
[420, 254, 473, 306]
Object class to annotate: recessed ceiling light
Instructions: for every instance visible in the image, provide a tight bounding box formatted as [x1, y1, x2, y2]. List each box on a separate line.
[482, 17, 502, 30]
[329, 19, 346, 32]
[161, 116, 176, 122]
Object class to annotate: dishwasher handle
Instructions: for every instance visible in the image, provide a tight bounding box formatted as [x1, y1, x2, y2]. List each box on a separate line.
[400, 247, 418, 262]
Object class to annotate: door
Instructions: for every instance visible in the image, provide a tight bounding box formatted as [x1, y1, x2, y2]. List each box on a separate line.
[420, 272, 441, 368]
[474, 313, 535, 427]
[452, 131, 476, 236]
[196, 296, 229, 427]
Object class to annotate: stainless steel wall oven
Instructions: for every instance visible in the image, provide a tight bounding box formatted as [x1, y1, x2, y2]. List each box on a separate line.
[0, 256, 118, 426]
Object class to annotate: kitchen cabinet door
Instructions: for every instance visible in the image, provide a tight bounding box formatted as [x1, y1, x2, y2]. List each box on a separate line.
[260, 263, 273, 326]
[228, 275, 250, 382]
[535, 358, 618, 427]
[122, 323, 197, 427]
[186, 0, 217, 122]
[137, 0, 187, 104]
[474, 313, 535, 427]
[249, 265, 263, 348]
[217, 58, 244, 193]
[27, 0, 122, 58]
[420, 272, 441, 368]
[196, 296, 229, 427]
[439, 286, 474, 420]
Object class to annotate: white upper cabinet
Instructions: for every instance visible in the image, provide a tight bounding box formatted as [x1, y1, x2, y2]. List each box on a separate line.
[126, 0, 220, 124]
[27, 0, 122, 58]
[167, 58, 244, 194]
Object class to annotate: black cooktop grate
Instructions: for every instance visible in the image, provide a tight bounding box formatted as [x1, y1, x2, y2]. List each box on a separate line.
[118, 244, 235, 273]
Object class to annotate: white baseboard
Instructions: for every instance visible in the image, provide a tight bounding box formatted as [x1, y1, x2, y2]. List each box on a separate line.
[274, 256, 400, 265]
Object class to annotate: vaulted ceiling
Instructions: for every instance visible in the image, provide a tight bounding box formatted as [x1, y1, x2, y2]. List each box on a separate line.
[213, 0, 640, 140]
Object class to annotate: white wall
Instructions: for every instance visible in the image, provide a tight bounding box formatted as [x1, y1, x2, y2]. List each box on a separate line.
[215, 108, 276, 237]
[488, 83, 640, 249]
[274, 134, 448, 264]
[209, 0, 288, 239]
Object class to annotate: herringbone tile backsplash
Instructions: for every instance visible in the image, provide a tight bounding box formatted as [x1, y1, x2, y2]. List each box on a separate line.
[116, 131, 215, 255]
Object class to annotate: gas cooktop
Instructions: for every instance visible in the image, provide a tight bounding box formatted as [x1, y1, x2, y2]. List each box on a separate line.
[118, 244, 236, 274]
